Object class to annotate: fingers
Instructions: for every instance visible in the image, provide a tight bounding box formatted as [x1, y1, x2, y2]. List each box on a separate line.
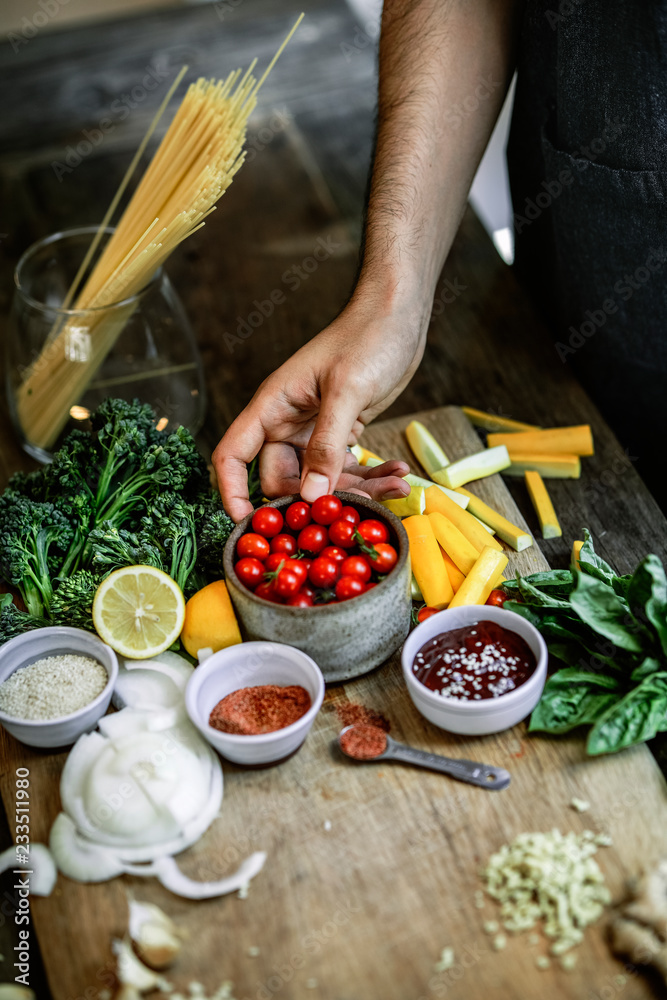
[359, 459, 410, 480]
[259, 442, 301, 497]
[211, 410, 266, 522]
[300, 384, 364, 503]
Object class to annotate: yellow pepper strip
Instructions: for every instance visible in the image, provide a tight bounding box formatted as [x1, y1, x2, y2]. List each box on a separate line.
[461, 406, 541, 433]
[448, 547, 509, 608]
[571, 539, 583, 569]
[487, 425, 594, 457]
[405, 420, 450, 477]
[455, 487, 533, 552]
[425, 485, 503, 553]
[432, 445, 511, 489]
[403, 515, 453, 608]
[504, 453, 581, 479]
[427, 511, 481, 576]
[525, 470, 562, 539]
[440, 546, 465, 593]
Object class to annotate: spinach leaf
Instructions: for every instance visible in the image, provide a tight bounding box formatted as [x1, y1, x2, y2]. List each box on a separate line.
[586, 673, 667, 755]
[631, 656, 663, 683]
[578, 529, 617, 588]
[570, 572, 645, 652]
[518, 577, 572, 609]
[529, 669, 621, 734]
[627, 555, 667, 658]
[502, 601, 541, 627]
[502, 570, 574, 593]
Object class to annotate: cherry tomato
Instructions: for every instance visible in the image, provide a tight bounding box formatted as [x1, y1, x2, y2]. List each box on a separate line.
[283, 558, 308, 587]
[321, 545, 347, 563]
[297, 524, 329, 555]
[311, 494, 343, 526]
[264, 553, 287, 573]
[417, 606, 440, 622]
[357, 518, 389, 545]
[328, 518, 357, 549]
[368, 542, 398, 574]
[300, 558, 313, 576]
[235, 557, 264, 590]
[300, 582, 317, 602]
[251, 506, 284, 539]
[255, 580, 282, 603]
[286, 590, 314, 607]
[364, 582, 377, 592]
[285, 501, 311, 531]
[335, 575, 366, 601]
[270, 533, 297, 557]
[486, 589, 508, 607]
[340, 555, 371, 583]
[274, 568, 302, 599]
[236, 533, 270, 560]
[339, 505, 360, 525]
[309, 556, 341, 589]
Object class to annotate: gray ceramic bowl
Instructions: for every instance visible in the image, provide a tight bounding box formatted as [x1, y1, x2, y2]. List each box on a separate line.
[223, 492, 412, 682]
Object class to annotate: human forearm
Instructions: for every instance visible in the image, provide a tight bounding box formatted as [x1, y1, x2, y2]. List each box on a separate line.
[356, 0, 523, 323]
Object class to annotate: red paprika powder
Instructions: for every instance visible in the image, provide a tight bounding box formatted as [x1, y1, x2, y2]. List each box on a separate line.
[209, 684, 311, 735]
[339, 723, 388, 759]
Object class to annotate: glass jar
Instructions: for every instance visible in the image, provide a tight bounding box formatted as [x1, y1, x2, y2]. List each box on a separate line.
[6, 227, 206, 462]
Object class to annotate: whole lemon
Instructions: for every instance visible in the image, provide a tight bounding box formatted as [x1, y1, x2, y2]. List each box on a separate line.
[181, 579, 242, 658]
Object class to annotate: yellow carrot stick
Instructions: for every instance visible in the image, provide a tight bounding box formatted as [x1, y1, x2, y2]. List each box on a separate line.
[504, 453, 581, 479]
[487, 425, 594, 457]
[424, 485, 503, 553]
[448, 547, 508, 608]
[440, 546, 466, 593]
[461, 407, 541, 433]
[525, 470, 562, 539]
[427, 511, 480, 576]
[403, 515, 453, 608]
[454, 487, 533, 552]
[571, 539, 583, 569]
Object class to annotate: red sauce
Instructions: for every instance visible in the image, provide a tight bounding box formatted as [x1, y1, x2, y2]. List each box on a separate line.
[340, 724, 388, 759]
[209, 684, 311, 735]
[412, 621, 536, 700]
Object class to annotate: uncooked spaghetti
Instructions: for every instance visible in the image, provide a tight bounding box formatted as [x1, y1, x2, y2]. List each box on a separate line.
[18, 14, 303, 450]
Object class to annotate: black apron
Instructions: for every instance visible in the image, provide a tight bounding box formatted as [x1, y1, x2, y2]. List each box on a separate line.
[507, 0, 667, 508]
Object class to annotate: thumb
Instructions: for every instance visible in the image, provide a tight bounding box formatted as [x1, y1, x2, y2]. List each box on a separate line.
[300, 386, 361, 503]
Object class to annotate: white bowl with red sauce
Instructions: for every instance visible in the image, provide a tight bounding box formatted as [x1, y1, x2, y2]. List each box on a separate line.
[185, 641, 325, 766]
[401, 605, 547, 736]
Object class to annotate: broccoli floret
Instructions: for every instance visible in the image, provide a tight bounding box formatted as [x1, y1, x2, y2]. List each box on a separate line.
[140, 493, 198, 594]
[0, 593, 47, 643]
[88, 523, 164, 575]
[50, 571, 103, 632]
[194, 494, 234, 583]
[0, 493, 74, 617]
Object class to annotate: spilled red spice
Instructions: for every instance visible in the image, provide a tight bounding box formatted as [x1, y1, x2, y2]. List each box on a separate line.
[209, 684, 311, 735]
[335, 702, 391, 733]
[340, 724, 388, 760]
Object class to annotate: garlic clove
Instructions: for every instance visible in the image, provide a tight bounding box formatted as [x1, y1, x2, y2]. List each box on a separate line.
[113, 989, 142, 1000]
[128, 900, 182, 970]
[112, 936, 173, 993]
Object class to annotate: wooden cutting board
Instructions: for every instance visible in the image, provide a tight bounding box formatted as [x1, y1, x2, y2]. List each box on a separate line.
[1, 406, 666, 1000]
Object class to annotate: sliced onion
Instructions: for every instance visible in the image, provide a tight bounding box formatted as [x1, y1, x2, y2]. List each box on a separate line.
[129, 851, 267, 900]
[49, 814, 124, 883]
[0, 843, 56, 897]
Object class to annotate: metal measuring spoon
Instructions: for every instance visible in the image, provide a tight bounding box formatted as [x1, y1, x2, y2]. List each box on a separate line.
[337, 725, 511, 790]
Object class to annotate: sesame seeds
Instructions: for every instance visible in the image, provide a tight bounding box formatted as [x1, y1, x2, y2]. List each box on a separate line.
[0, 654, 108, 720]
[411, 622, 537, 702]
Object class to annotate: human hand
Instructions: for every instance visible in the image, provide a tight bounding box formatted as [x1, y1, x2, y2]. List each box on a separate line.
[212, 299, 426, 521]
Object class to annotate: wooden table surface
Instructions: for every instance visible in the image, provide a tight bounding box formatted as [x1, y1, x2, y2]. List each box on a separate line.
[1, 0, 666, 997]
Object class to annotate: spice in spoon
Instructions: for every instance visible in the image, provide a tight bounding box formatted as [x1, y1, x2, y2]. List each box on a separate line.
[339, 723, 388, 760]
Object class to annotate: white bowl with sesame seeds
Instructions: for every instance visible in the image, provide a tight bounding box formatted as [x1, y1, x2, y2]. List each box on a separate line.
[401, 605, 547, 736]
[0, 627, 118, 748]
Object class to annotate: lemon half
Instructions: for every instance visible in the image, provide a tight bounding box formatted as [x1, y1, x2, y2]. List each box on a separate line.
[92, 565, 186, 659]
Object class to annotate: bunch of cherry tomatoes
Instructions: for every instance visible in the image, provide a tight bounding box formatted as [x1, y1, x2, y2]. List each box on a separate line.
[234, 494, 399, 607]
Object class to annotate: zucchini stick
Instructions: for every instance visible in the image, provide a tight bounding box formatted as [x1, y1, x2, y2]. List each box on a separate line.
[363, 455, 469, 508]
[487, 425, 593, 457]
[505, 453, 581, 479]
[405, 420, 449, 476]
[424, 485, 503, 552]
[525, 470, 562, 538]
[381, 487, 425, 517]
[455, 487, 533, 552]
[461, 407, 540, 433]
[448, 547, 509, 608]
[432, 446, 511, 489]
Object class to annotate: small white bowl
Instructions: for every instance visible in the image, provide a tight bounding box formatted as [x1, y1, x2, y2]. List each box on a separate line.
[185, 641, 325, 766]
[402, 605, 547, 736]
[0, 627, 118, 748]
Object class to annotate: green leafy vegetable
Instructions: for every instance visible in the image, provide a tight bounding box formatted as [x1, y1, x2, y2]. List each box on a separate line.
[503, 532, 667, 755]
